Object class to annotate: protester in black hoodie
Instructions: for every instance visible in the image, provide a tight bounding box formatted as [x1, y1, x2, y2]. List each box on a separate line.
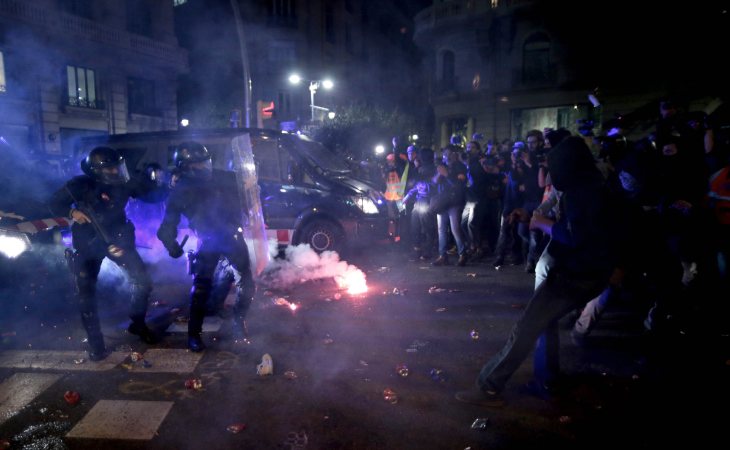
[455, 137, 618, 406]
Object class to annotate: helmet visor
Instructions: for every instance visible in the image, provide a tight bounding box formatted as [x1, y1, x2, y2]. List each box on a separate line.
[186, 159, 213, 180]
[99, 162, 130, 185]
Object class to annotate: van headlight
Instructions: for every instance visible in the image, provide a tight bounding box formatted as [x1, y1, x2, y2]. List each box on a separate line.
[352, 196, 380, 214]
[0, 228, 31, 258]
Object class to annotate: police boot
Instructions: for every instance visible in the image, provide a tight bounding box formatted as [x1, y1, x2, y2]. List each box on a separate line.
[127, 318, 158, 345]
[187, 307, 206, 352]
[81, 312, 108, 361]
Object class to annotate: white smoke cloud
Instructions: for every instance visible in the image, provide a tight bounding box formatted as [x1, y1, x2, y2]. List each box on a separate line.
[259, 243, 367, 293]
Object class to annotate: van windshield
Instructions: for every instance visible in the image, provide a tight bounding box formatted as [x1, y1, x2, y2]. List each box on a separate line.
[298, 140, 350, 174]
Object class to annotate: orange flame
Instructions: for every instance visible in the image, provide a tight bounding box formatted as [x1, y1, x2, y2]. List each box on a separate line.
[335, 267, 368, 295]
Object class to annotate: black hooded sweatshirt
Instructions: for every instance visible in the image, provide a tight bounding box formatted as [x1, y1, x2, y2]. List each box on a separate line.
[545, 137, 618, 277]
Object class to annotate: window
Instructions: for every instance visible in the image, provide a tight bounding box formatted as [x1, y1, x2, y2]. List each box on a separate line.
[267, 0, 297, 27]
[523, 33, 551, 83]
[0, 51, 6, 93]
[66, 65, 99, 109]
[128, 77, 157, 116]
[173, 0, 188, 6]
[324, 2, 335, 44]
[251, 137, 282, 182]
[58, 0, 92, 19]
[441, 50, 455, 89]
[127, 0, 152, 37]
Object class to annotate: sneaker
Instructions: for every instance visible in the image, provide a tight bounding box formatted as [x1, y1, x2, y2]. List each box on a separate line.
[493, 256, 504, 268]
[457, 254, 468, 267]
[127, 322, 158, 345]
[432, 255, 449, 266]
[188, 334, 206, 352]
[447, 245, 458, 256]
[455, 387, 505, 407]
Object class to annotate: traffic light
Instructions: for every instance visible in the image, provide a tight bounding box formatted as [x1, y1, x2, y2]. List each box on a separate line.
[257, 100, 275, 119]
[256, 100, 275, 128]
[262, 101, 275, 119]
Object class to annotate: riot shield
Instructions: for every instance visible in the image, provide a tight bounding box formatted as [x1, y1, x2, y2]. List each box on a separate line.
[231, 134, 270, 276]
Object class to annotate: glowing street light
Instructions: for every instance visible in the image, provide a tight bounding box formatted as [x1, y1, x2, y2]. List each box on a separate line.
[289, 73, 334, 122]
[180, 118, 190, 127]
[327, 111, 336, 120]
[375, 144, 385, 155]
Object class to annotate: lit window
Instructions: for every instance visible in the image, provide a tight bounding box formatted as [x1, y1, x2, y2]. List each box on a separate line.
[66, 65, 99, 108]
[173, 0, 188, 6]
[0, 52, 6, 93]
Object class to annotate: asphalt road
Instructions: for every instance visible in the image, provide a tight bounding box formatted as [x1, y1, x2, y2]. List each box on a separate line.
[0, 242, 727, 449]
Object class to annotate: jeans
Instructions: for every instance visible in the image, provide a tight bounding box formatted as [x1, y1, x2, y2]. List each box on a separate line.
[437, 204, 466, 256]
[477, 269, 607, 393]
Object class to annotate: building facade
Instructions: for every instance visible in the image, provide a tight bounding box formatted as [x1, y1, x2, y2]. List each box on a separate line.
[175, 0, 425, 134]
[413, 0, 667, 147]
[0, 0, 187, 163]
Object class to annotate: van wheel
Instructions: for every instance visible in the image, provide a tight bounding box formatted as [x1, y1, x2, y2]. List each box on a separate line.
[299, 220, 344, 253]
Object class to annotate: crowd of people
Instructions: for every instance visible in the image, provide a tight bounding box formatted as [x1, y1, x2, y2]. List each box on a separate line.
[378, 100, 730, 405]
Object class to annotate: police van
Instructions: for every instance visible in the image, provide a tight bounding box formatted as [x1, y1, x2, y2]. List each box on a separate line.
[76, 128, 389, 254]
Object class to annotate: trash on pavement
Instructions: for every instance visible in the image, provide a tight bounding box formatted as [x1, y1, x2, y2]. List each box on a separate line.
[470, 330, 479, 340]
[383, 388, 398, 404]
[257, 353, 273, 376]
[430, 368, 448, 383]
[284, 370, 298, 380]
[470, 418, 489, 430]
[226, 423, 247, 433]
[185, 379, 203, 390]
[396, 364, 409, 377]
[63, 391, 80, 406]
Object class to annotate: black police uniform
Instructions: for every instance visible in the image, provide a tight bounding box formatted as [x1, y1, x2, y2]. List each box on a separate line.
[48, 151, 164, 360]
[157, 169, 256, 351]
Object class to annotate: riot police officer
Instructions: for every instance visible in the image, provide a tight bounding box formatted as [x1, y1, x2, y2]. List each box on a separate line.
[48, 146, 163, 360]
[157, 141, 256, 352]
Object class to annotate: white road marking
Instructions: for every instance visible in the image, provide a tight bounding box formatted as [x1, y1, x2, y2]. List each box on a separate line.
[66, 400, 173, 440]
[166, 315, 222, 333]
[0, 373, 62, 425]
[125, 349, 203, 373]
[0, 350, 127, 371]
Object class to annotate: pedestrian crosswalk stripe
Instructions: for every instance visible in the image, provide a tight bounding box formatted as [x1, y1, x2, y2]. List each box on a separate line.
[0, 350, 127, 371]
[166, 315, 222, 333]
[0, 349, 203, 373]
[125, 349, 203, 373]
[0, 373, 62, 425]
[66, 400, 173, 440]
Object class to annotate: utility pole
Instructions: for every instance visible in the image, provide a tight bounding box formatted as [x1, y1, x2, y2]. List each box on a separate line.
[230, 0, 251, 127]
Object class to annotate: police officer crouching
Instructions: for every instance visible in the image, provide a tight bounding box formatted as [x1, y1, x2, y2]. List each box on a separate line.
[48, 147, 164, 361]
[157, 141, 256, 352]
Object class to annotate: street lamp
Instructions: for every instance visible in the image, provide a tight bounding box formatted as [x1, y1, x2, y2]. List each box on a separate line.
[289, 73, 334, 122]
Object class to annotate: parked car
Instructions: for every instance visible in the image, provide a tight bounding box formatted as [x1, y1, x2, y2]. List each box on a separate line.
[76, 128, 390, 254]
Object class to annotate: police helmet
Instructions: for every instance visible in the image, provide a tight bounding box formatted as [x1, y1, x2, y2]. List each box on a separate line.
[173, 141, 212, 179]
[81, 146, 130, 185]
